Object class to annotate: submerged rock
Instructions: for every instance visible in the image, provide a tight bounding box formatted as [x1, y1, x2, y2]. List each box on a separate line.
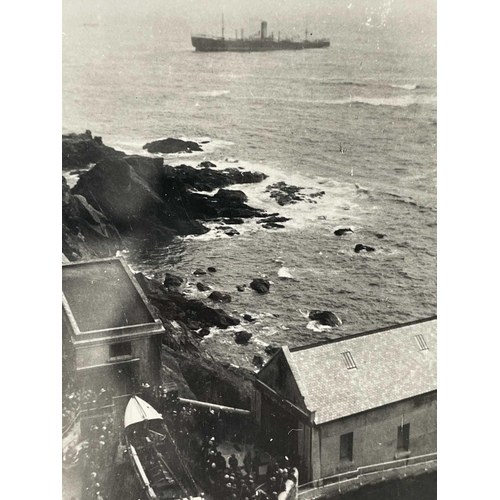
[193, 268, 207, 276]
[354, 244, 376, 253]
[309, 310, 342, 327]
[234, 331, 253, 344]
[262, 223, 285, 229]
[236, 285, 246, 292]
[250, 278, 271, 294]
[196, 282, 211, 292]
[207, 267, 217, 273]
[143, 137, 203, 154]
[334, 228, 353, 236]
[243, 314, 255, 322]
[208, 291, 232, 303]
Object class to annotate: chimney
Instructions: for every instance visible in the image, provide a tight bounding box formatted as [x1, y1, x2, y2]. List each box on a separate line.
[261, 21, 268, 40]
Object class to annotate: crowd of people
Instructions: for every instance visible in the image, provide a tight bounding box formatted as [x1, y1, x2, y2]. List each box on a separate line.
[63, 380, 300, 500]
[80, 414, 117, 500]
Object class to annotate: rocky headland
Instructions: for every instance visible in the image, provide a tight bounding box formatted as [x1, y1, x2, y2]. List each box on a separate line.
[62, 132, 343, 409]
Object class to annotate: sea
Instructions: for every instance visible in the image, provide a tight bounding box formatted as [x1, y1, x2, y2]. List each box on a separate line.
[62, 10, 436, 370]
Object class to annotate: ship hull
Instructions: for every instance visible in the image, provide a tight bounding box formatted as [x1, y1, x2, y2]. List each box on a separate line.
[191, 36, 307, 52]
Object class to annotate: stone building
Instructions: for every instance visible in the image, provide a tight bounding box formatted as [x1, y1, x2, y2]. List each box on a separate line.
[62, 258, 164, 399]
[252, 317, 437, 483]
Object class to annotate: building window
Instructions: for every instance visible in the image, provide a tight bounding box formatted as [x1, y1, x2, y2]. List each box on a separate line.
[397, 423, 410, 452]
[415, 334, 429, 351]
[340, 432, 354, 461]
[110, 342, 132, 361]
[341, 351, 357, 370]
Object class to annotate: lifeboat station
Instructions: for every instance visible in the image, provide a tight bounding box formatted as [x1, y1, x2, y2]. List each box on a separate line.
[252, 317, 437, 494]
[62, 257, 436, 500]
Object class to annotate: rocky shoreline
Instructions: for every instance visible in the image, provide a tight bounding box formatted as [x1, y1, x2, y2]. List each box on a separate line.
[62, 132, 345, 408]
[62, 132, 284, 407]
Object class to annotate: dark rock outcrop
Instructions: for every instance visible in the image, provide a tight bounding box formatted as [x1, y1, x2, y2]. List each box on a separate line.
[257, 216, 291, 224]
[196, 282, 211, 292]
[253, 355, 264, 368]
[62, 176, 122, 261]
[193, 269, 207, 276]
[309, 310, 342, 327]
[207, 267, 217, 273]
[262, 223, 285, 229]
[243, 314, 255, 323]
[223, 218, 245, 225]
[143, 138, 203, 154]
[135, 273, 240, 331]
[354, 244, 376, 253]
[334, 228, 353, 236]
[250, 278, 271, 294]
[164, 272, 184, 289]
[208, 291, 232, 304]
[214, 189, 248, 205]
[62, 130, 125, 170]
[234, 331, 253, 345]
[236, 285, 246, 292]
[264, 345, 280, 356]
[265, 182, 325, 206]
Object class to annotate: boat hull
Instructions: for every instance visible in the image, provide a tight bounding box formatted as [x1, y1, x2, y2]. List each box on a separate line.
[191, 36, 311, 52]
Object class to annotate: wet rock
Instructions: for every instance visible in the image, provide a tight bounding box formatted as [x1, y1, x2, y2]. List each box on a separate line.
[253, 355, 264, 368]
[207, 267, 217, 273]
[223, 218, 245, 225]
[199, 161, 217, 169]
[257, 216, 291, 224]
[334, 228, 353, 236]
[375, 233, 386, 239]
[309, 310, 342, 327]
[234, 331, 253, 345]
[236, 285, 246, 292]
[262, 223, 285, 229]
[196, 282, 211, 292]
[250, 278, 271, 294]
[164, 272, 184, 289]
[193, 269, 207, 276]
[222, 227, 240, 237]
[243, 314, 255, 322]
[143, 138, 203, 154]
[197, 328, 211, 338]
[208, 291, 232, 303]
[264, 345, 280, 356]
[354, 244, 375, 253]
[135, 273, 240, 330]
[214, 189, 248, 205]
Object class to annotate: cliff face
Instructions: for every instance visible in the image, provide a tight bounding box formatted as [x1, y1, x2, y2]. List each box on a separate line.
[62, 134, 268, 261]
[62, 133, 260, 406]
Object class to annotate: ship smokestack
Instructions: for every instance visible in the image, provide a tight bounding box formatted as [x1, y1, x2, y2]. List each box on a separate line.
[261, 21, 268, 40]
[241, 29, 244, 39]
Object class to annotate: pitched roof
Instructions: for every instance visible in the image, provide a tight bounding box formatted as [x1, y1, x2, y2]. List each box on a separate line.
[285, 318, 437, 425]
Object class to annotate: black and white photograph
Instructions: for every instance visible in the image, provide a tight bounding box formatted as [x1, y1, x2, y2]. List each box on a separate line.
[60, 2, 438, 499]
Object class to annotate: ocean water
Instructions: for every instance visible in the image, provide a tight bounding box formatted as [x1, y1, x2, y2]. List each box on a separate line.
[63, 10, 436, 369]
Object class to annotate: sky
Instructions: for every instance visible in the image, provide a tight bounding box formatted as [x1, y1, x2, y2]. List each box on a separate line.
[62, 0, 436, 40]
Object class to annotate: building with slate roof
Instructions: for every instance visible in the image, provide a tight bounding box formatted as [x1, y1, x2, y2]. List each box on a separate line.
[252, 317, 437, 483]
[62, 258, 164, 400]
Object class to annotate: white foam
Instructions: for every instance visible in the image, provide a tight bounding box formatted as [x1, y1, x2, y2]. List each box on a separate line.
[306, 321, 333, 332]
[390, 83, 418, 90]
[193, 90, 231, 97]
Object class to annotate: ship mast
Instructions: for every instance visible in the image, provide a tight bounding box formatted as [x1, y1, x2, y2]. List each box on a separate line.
[222, 13, 225, 40]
